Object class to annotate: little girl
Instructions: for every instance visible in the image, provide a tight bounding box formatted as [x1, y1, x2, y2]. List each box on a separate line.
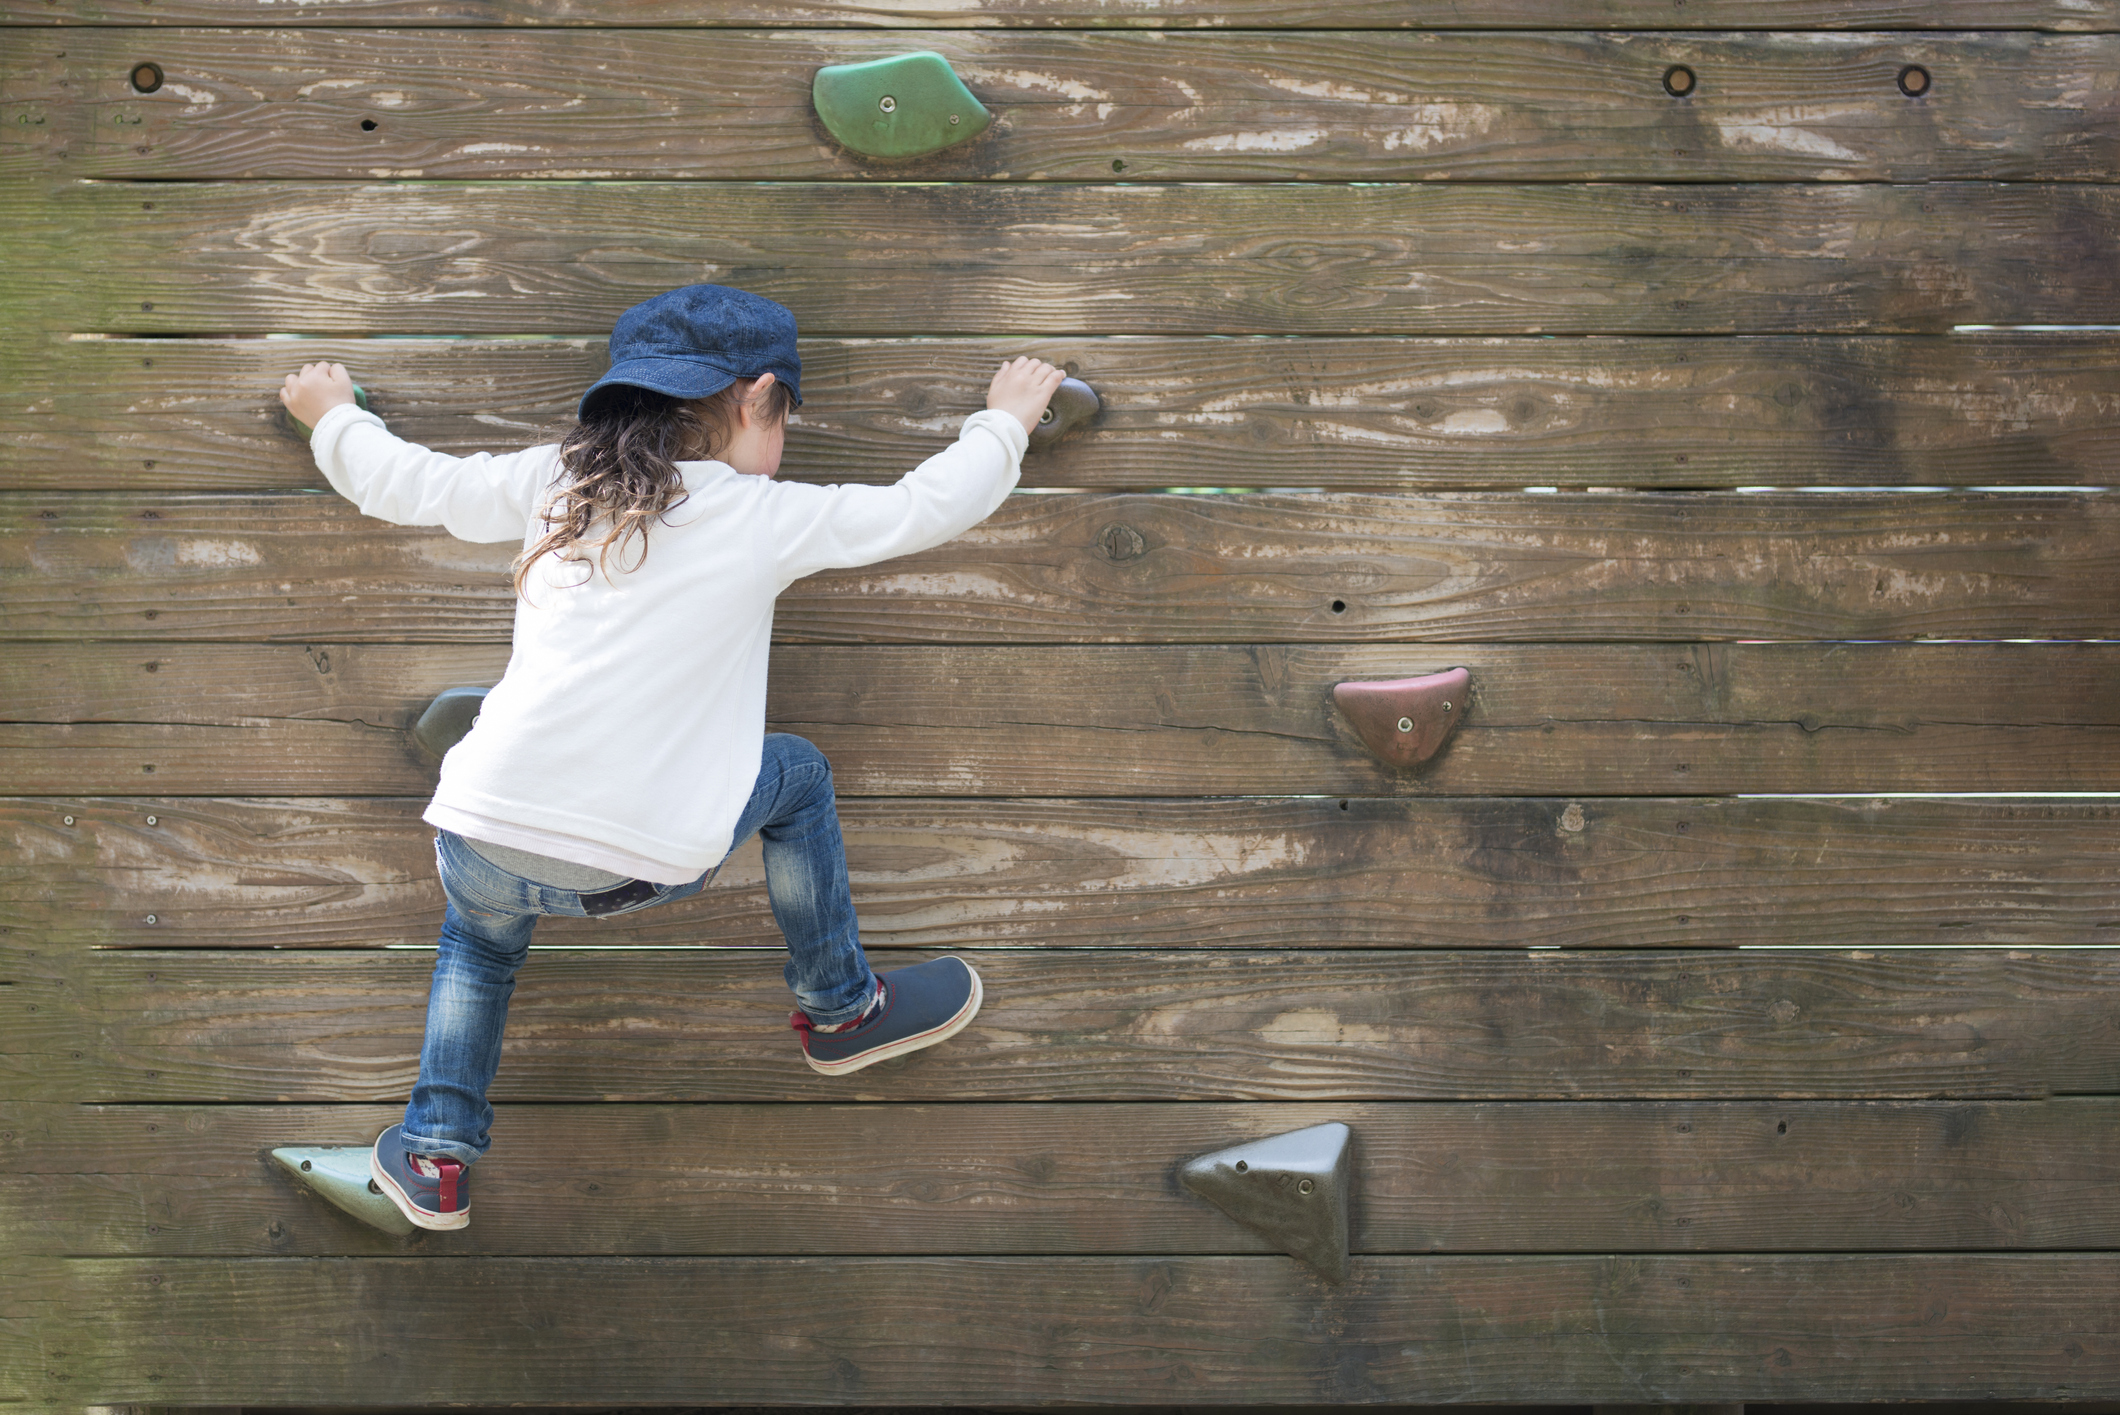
[279, 284, 1063, 1232]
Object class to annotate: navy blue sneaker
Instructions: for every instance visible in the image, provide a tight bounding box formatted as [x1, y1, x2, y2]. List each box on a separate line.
[792, 956, 982, 1076]
[369, 1123, 470, 1230]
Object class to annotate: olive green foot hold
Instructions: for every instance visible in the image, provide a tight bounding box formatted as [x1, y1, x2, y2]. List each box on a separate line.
[271, 1145, 415, 1235]
[814, 51, 991, 160]
[413, 685, 489, 758]
[1178, 1121, 1353, 1282]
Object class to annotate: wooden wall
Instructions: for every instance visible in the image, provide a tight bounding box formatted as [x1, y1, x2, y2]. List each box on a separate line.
[3, 1, 2119, 1407]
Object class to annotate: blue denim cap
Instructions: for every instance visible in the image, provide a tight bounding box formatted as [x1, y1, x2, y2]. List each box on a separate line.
[579, 284, 802, 418]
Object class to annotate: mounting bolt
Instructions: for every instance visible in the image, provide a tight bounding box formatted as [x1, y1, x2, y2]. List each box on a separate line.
[878, 95, 897, 113]
[1441, 701, 1452, 713]
[1298, 1179, 1315, 1195]
[130, 61, 163, 94]
[146, 814, 158, 825]
[949, 113, 961, 125]
[1662, 64, 1697, 98]
[1396, 716, 1414, 733]
[1897, 64, 1931, 98]
[300, 1160, 313, 1172]
[1039, 407, 1054, 424]
[145, 914, 157, 924]
[62, 815, 75, 826]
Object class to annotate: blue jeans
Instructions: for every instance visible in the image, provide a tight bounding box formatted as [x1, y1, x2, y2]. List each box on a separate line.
[401, 733, 875, 1165]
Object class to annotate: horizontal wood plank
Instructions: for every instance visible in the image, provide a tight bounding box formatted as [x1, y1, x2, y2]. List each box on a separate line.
[4, 641, 2115, 796]
[11, 181, 2119, 336]
[8, 946, 2117, 1102]
[5, 1, 2114, 29]
[10, 31, 2118, 182]
[6, 1099, 2116, 1257]
[9, 795, 2117, 951]
[6, 1253, 2117, 1405]
[9, 335, 2119, 492]
[7, 491, 2115, 644]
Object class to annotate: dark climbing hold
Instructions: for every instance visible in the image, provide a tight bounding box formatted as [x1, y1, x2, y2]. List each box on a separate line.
[1179, 1122, 1353, 1282]
[1029, 377, 1100, 451]
[413, 686, 489, 759]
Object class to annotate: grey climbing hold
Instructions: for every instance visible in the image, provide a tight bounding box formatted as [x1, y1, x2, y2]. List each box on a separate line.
[1178, 1121, 1352, 1281]
[270, 1145, 414, 1235]
[1028, 376, 1100, 452]
[413, 685, 488, 759]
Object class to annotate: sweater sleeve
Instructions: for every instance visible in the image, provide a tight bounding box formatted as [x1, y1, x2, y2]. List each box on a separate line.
[769, 408, 1028, 586]
[309, 401, 560, 543]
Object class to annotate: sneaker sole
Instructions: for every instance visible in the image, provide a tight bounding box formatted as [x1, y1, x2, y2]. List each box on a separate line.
[804, 959, 983, 1076]
[370, 1146, 471, 1231]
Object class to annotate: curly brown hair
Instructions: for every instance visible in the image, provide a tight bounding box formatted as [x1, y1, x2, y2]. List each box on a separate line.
[514, 377, 796, 597]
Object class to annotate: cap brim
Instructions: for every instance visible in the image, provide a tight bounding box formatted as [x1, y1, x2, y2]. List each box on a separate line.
[578, 357, 739, 417]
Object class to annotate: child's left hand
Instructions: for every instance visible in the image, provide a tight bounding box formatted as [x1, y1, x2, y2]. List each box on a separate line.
[279, 361, 357, 433]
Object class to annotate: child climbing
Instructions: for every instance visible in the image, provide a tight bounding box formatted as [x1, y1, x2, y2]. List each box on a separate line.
[278, 284, 1065, 1232]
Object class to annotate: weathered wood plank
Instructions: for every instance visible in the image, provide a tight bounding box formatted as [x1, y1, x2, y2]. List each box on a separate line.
[11, 181, 2118, 336]
[5, 642, 2116, 796]
[8, 491, 2116, 644]
[6, 1099, 2116, 1257]
[10, 30, 2118, 182]
[7, 1253, 2118, 1405]
[5, 1, 2114, 30]
[9, 335, 2119, 493]
[10, 795, 2117, 952]
[8, 946, 2117, 1102]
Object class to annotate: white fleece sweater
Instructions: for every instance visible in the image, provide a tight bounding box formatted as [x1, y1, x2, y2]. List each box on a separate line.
[309, 401, 1028, 883]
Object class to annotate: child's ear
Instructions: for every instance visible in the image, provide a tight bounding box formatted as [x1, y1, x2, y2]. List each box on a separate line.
[742, 371, 778, 427]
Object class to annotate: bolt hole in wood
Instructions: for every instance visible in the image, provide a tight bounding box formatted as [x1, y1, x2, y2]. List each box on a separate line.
[1778, 1121, 1790, 1134]
[1898, 64, 1932, 97]
[1662, 64, 1696, 98]
[361, 118, 378, 131]
[1330, 599, 1346, 613]
[129, 61, 162, 93]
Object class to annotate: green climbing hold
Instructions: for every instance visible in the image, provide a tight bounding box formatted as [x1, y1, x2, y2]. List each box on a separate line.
[287, 383, 368, 441]
[271, 1145, 415, 1235]
[813, 51, 991, 160]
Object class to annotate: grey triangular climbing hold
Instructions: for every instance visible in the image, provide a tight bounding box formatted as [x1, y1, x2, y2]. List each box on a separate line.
[413, 685, 487, 759]
[814, 51, 992, 160]
[1178, 1122, 1352, 1281]
[271, 1145, 414, 1235]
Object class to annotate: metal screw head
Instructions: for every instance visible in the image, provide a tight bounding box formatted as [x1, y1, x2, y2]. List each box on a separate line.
[1234, 1160, 1248, 1173]
[130, 61, 164, 94]
[1662, 64, 1697, 98]
[1897, 64, 1932, 97]
[1039, 407, 1054, 424]
[62, 815, 75, 826]
[1298, 1179, 1315, 1195]
[300, 1159, 313, 1172]
[1396, 716, 1414, 733]
[878, 95, 897, 113]
[368, 1179, 383, 1194]
[145, 814, 158, 825]
[145, 914, 157, 925]
[1441, 701, 1452, 713]
[949, 113, 961, 125]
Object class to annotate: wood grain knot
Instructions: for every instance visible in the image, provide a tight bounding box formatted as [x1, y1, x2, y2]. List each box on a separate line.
[1098, 523, 1146, 562]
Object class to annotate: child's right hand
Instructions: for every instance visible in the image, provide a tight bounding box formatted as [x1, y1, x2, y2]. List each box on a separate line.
[986, 356, 1068, 437]
[279, 361, 357, 433]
